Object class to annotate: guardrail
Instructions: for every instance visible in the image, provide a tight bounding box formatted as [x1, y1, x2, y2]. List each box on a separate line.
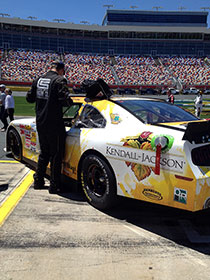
[175, 99, 210, 115]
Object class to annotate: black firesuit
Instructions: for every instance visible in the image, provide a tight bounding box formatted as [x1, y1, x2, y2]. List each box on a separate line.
[26, 70, 72, 188]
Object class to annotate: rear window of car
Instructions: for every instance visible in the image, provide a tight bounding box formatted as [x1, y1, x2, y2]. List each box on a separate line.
[115, 99, 198, 124]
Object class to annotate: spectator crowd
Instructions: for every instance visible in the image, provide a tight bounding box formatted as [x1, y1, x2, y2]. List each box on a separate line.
[1, 49, 210, 87]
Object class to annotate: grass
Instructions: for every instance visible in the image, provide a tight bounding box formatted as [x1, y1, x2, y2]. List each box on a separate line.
[14, 96, 35, 116]
[13, 96, 210, 119]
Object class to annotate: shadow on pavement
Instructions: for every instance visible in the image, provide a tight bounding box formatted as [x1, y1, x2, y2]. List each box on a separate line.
[59, 184, 210, 256]
[104, 197, 210, 256]
[0, 184, 9, 192]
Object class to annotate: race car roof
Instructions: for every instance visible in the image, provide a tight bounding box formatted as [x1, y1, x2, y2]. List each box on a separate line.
[70, 94, 165, 103]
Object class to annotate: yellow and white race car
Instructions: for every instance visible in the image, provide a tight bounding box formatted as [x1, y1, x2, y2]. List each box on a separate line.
[6, 95, 210, 211]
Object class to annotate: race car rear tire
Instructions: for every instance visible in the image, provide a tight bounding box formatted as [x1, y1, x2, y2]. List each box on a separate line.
[80, 154, 116, 210]
[8, 129, 22, 161]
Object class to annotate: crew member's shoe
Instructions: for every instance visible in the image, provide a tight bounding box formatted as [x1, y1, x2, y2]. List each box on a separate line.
[33, 175, 46, 190]
[48, 185, 62, 194]
[48, 182, 63, 194]
[48, 187, 61, 194]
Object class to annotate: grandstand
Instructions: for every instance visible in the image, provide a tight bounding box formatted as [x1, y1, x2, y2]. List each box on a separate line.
[0, 10, 210, 55]
[0, 9, 210, 90]
[102, 10, 208, 27]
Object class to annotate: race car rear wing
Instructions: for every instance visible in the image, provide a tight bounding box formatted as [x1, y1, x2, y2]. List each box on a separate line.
[182, 120, 210, 144]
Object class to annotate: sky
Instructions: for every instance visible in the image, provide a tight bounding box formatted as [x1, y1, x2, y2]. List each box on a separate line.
[1, 0, 210, 27]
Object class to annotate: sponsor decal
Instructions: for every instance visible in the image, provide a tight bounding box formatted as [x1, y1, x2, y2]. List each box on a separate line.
[115, 131, 177, 181]
[106, 144, 186, 173]
[20, 129, 31, 138]
[174, 187, 187, 204]
[25, 138, 31, 148]
[19, 125, 37, 151]
[30, 146, 36, 152]
[19, 124, 31, 130]
[25, 130, 31, 138]
[110, 113, 121, 124]
[31, 132, 36, 139]
[142, 189, 163, 200]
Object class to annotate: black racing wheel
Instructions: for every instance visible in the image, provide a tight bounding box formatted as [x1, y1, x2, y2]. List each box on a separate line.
[8, 129, 22, 161]
[80, 154, 116, 210]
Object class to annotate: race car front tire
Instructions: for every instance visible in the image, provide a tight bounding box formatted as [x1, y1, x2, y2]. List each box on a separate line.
[80, 154, 116, 210]
[8, 128, 22, 161]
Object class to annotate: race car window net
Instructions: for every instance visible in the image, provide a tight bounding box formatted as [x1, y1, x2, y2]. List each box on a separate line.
[63, 104, 81, 118]
[115, 100, 198, 124]
[75, 105, 106, 128]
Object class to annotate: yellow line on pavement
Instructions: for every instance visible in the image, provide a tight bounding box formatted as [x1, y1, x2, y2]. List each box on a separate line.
[0, 171, 34, 227]
[0, 160, 18, 163]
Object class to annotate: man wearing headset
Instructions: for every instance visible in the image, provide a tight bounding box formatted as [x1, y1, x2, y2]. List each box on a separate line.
[26, 60, 72, 194]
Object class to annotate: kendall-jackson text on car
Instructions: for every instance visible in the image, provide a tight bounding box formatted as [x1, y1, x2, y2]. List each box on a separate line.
[105, 144, 186, 173]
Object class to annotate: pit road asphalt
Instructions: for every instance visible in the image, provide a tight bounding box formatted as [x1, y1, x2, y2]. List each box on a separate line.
[1, 117, 210, 280]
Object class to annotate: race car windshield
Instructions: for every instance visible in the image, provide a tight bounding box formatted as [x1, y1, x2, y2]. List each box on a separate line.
[115, 99, 198, 124]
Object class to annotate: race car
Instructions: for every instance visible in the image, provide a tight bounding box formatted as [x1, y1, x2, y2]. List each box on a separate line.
[5, 95, 210, 211]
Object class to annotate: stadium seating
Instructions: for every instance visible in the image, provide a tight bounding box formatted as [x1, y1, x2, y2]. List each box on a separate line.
[113, 55, 173, 86]
[0, 49, 210, 89]
[64, 53, 115, 84]
[159, 56, 210, 86]
[1, 49, 60, 81]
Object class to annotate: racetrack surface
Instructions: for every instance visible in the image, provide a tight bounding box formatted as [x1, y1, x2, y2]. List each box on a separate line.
[1, 169, 210, 280]
[1, 113, 210, 279]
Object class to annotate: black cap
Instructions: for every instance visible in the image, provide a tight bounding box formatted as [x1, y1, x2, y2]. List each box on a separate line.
[51, 60, 65, 70]
[51, 60, 65, 74]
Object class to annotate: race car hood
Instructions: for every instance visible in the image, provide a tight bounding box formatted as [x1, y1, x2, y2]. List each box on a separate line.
[10, 118, 36, 127]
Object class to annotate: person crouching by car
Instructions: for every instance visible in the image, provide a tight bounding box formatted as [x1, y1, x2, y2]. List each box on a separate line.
[194, 90, 203, 117]
[5, 88, 15, 124]
[26, 60, 73, 194]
